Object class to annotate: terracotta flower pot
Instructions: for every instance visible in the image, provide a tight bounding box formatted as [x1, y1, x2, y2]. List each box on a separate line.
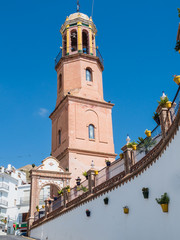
[145, 130, 151, 137]
[143, 191, 149, 199]
[132, 145, 137, 150]
[166, 101, 172, 109]
[123, 208, 129, 214]
[173, 75, 180, 85]
[161, 204, 168, 212]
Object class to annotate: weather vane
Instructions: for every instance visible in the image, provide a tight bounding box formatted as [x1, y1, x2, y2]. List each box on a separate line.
[77, 0, 80, 12]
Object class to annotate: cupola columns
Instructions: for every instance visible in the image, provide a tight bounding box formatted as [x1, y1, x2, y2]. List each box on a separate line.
[77, 22, 82, 52]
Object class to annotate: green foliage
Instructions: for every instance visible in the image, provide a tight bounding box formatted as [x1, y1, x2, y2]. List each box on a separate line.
[137, 137, 156, 154]
[175, 41, 180, 51]
[152, 112, 159, 120]
[156, 193, 170, 204]
[142, 187, 149, 192]
[127, 141, 137, 148]
[157, 96, 169, 107]
[65, 185, 70, 190]
[82, 171, 88, 177]
[36, 205, 39, 210]
[178, 8, 180, 17]
[77, 185, 88, 192]
[58, 189, 63, 195]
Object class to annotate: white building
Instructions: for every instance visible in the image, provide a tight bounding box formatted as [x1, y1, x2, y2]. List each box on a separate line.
[0, 164, 30, 235]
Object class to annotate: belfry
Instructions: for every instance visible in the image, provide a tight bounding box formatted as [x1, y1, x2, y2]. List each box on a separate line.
[50, 12, 116, 184]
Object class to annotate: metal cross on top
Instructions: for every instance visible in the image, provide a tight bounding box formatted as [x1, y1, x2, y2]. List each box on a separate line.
[77, 0, 80, 12]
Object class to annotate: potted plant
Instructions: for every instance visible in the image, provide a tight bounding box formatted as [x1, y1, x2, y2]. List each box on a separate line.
[152, 112, 160, 125]
[157, 94, 169, 108]
[83, 171, 88, 180]
[86, 209, 91, 217]
[156, 192, 170, 212]
[80, 185, 88, 192]
[145, 129, 151, 137]
[123, 206, 129, 214]
[127, 141, 137, 150]
[175, 41, 180, 53]
[76, 177, 81, 186]
[104, 197, 109, 205]
[173, 75, 180, 85]
[137, 137, 156, 155]
[66, 185, 71, 193]
[32, 163, 35, 168]
[105, 159, 111, 167]
[166, 101, 172, 109]
[58, 189, 63, 196]
[142, 187, 149, 199]
[65, 167, 69, 171]
[119, 153, 124, 160]
[36, 205, 39, 212]
[94, 170, 98, 175]
[42, 205, 45, 209]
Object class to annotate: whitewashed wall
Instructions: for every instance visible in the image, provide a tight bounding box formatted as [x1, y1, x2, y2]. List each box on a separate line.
[30, 126, 180, 240]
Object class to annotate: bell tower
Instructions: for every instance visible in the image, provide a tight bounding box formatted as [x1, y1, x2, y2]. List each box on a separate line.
[50, 12, 116, 185]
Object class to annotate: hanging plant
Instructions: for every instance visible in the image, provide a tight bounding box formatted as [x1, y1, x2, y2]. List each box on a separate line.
[152, 112, 160, 125]
[142, 187, 149, 199]
[82, 171, 88, 179]
[127, 141, 137, 150]
[156, 193, 170, 212]
[86, 209, 91, 217]
[105, 159, 111, 167]
[103, 197, 109, 205]
[123, 206, 129, 214]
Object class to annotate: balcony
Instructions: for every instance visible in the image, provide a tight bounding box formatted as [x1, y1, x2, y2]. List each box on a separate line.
[0, 183, 9, 192]
[0, 198, 8, 208]
[17, 197, 30, 206]
[55, 46, 104, 68]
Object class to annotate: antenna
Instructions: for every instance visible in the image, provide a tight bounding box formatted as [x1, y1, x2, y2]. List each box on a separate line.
[77, 0, 80, 12]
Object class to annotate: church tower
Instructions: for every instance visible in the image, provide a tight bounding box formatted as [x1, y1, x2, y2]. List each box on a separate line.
[50, 12, 116, 185]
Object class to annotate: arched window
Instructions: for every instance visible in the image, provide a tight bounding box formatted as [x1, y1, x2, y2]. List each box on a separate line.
[71, 30, 77, 52]
[58, 130, 61, 145]
[86, 68, 92, 82]
[82, 31, 89, 54]
[59, 74, 62, 90]
[88, 124, 95, 139]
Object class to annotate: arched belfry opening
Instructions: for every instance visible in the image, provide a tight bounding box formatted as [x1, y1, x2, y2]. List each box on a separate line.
[28, 156, 71, 228]
[82, 30, 89, 54]
[71, 30, 77, 52]
[63, 34, 67, 56]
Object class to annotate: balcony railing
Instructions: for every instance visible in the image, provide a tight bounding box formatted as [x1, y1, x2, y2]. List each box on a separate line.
[0, 183, 9, 191]
[0, 198, 8, 207]
[55, 46, 104, 68]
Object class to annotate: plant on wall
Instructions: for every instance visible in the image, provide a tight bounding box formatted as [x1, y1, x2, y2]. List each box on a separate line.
[152, 112, 160, 125]
[142, 187, 149, 199]
[156, 193, 170, 212]
[104, 197, 109, 205]
[82, 171, 88, 179]
[127, 141, 137, 150]
[157, 95, 169, 107]
[137, 137, 156, 155]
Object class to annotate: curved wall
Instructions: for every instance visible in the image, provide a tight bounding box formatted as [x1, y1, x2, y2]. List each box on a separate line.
[30, 124, 180, 240]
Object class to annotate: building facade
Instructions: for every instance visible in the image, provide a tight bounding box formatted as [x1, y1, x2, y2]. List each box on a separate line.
[50, 12, 116, 185]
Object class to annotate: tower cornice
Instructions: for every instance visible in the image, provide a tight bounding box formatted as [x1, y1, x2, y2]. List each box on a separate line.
[55, 52, 104, 71]
[49, 95, 114, 120]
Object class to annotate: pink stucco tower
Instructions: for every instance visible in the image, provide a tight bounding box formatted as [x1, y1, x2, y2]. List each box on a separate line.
[50, 12, 116, 185]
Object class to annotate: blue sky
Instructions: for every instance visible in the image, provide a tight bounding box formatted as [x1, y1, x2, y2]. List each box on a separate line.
[0, 0, 179, 168]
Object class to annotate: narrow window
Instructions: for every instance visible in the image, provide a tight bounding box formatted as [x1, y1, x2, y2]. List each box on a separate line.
[86, 69, 92, 82]
[59, 74, 62, 90]
[71, 30, 77, 52]
[88, 124, 95, 139]
[58, 130, 61, 145]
